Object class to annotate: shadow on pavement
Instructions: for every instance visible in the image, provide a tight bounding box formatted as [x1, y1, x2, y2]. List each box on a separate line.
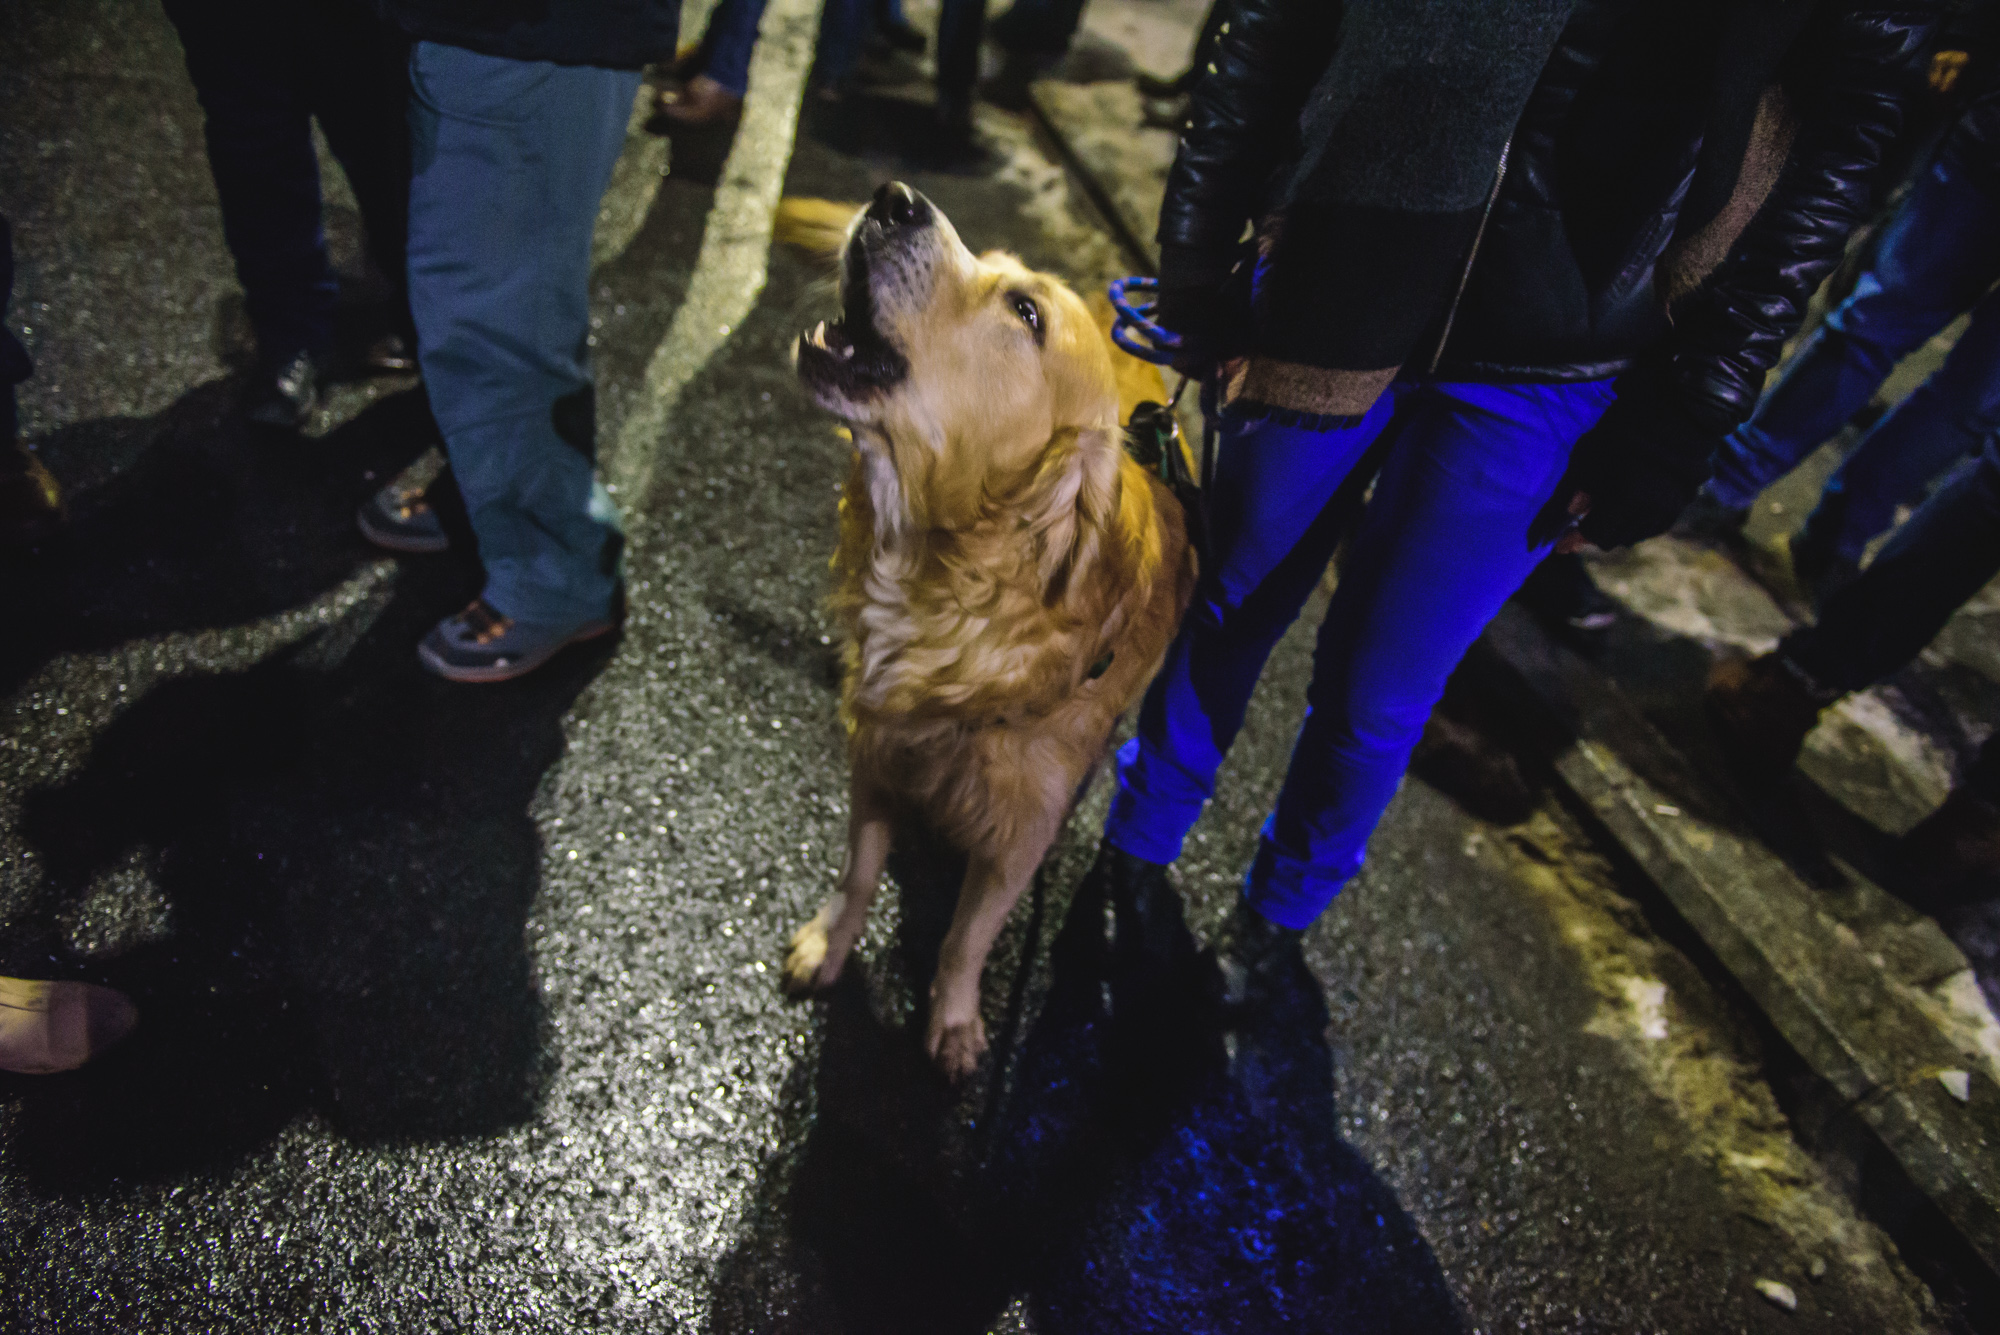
[0, 388, 617, 1188]
[0, 377, 441, 698]
[706, 845, 1463, 1333]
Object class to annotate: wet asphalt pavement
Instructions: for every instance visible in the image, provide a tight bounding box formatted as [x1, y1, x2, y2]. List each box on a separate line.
[0, 2, 1967, 1330]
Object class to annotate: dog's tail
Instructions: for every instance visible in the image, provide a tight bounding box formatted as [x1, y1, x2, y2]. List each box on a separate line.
[774, 197, 862, 263]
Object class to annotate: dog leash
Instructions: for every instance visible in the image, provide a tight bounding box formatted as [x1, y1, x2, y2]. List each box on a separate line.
[1110, 276, 1213, 568]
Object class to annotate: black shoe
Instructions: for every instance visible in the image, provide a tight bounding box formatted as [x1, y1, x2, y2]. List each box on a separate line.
[875, 15, 925, 54]
[243, 349, 321, 432]
[0, 438, 63, 549]
[361, 331, 418, 375]
[1208, 896, 1307, 1020]
[1139, 92, 1189, 130]
[1786, 512, 1862, 611]
[1672, 484, 1750, 545]
[357, 476, 449, 554]
[1515, 550, 1618, 657]
[981, 50, 1050, 112]
[1078, 843, 1189, 981]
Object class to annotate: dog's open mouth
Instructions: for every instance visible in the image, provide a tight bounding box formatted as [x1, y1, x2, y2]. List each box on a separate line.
[796, 312, 907, 403]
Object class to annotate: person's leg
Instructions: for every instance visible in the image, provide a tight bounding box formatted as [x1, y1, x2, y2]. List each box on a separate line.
[1, 214, 63, 547]
[1101, 392, 1401, 865]
[161, 0, 337, 365]
[302, 0, 413, 318]
[1707, 142, 2000, 510]
[934, 0, 989, 125]
[1782, 434, 2000, 695]
[1807, 281, 2000, 564]
[988, 0, 1088, 56]
[405, 43, 637, 631]
[812, 0, 876, 87]
[1244, 378, 1617, 928]
[699, 0, 770, 96]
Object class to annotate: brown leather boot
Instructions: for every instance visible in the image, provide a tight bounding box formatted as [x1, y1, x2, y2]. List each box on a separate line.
[1704, 652, 1831, 778]
[656, 74, 743, 127]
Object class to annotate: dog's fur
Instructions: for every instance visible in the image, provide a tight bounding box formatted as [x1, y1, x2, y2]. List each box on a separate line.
[781, 187, 1196, 1080]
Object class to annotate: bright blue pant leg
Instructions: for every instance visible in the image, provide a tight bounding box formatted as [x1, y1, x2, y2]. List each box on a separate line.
[1814, 280, 2000, 562]
[1708, 143, 2000, 510]
[406, 43, 636, 627]
[1245, 379, 1615, 928]
[1102, 393, 1402, 865]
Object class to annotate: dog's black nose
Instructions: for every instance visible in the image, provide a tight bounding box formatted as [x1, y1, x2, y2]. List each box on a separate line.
[866, 181, 930, 229]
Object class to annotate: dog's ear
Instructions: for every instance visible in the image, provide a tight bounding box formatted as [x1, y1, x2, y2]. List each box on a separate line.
[1027, 425, 1122, 599]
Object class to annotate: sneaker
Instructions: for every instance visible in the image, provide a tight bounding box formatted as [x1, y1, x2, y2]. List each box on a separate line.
[357, 476, 448, 554]
[243, 349, 322, 432]
[0, 976, 137, 1074]
[1673, 484, 1750, 545]
[0, 438, 63, 549]
[417, 597, 618, 683]
[1704, 652, 1832, 779]
[1515, 550, 1618, 657]
[1209, 896, 1307, 1019]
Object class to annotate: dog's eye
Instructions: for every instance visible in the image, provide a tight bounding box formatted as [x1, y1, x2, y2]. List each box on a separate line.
[1010, 295, 1042, 335]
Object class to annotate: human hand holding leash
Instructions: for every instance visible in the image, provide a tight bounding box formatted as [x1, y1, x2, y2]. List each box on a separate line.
[1529, 362, 1722, 553]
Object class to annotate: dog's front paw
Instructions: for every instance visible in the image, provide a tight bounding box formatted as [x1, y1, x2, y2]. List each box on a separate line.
[781, 897, 849, 996]
[925, 989, 988, 1083]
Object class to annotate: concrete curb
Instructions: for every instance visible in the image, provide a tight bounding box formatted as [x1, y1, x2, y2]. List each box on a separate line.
[1474, 605, 2000, 1279]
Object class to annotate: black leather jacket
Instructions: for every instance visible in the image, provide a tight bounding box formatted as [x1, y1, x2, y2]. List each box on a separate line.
[377, 0, 680, 69]
[1162, 0, 1939, 435]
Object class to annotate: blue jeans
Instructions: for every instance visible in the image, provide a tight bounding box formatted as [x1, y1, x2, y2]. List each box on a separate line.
[406, 43, 636, 626]
[162, 0, 411, 362]
[699, 0, 872, 96]
[1104, 378, 1616, 928]
[1786, 434, 2000, 695]
[1709, 140, 2000, 550]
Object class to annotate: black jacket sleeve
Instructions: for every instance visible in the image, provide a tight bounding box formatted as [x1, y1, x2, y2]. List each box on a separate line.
[1155, 0, 1343, 289]
[1662, 0, 1941, 432]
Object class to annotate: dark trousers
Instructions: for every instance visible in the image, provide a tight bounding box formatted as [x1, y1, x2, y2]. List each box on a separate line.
[1, 218, 27, 444]
[935, 0, 1088, 116]
[1784, 433, 2000, 696]
[162, 0, 411, 363]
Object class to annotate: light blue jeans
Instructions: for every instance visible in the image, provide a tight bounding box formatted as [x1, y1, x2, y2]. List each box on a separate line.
[406, 42, 635, 626]
[1104, 379, 1616, 928]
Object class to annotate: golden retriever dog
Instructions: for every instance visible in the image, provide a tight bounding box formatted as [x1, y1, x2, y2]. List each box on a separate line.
[782, 183, 1196, 1080]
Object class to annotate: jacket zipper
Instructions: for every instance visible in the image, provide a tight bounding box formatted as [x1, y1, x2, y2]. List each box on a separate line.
[1427, 135, 1512, 376]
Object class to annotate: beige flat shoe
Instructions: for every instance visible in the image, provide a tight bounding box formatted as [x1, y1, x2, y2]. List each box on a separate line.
[0, 976, 139, 1074]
